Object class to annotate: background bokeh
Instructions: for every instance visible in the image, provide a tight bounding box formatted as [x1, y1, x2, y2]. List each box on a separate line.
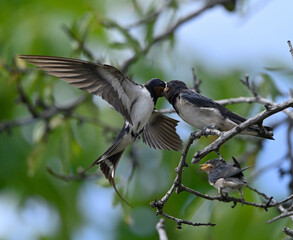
[1, 0, 293, 239]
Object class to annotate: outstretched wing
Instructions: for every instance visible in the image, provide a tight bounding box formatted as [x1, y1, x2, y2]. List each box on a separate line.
[19, 55, 142, 124]
[141, 111, 183, 151]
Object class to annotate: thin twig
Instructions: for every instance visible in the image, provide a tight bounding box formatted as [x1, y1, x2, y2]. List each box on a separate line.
[125, 0, 172, 29]
[150, 200, 215, 229]
[158, 210, 215, 229]
[283, 227, 293, 237]
[150, 130, 214, 228]
[247, 186, 293, 206]
[217, 96, 293, 120]
[267, 211, 293, 224]
[254, 158, 286, 180]
[121, 0, 231, 72]
[16, 81, 39, 118]
[156, 219, 168, 240]
[0, 94, 119, 135]
[247, 186, 293, 223]
[62, 25, 95, 61]
[240, 75, 259, 98]
[191, 68, 202, 93]
[181, 185, 274, 210]
[46, 167, 100, 181]
[287, 40, 293, 63]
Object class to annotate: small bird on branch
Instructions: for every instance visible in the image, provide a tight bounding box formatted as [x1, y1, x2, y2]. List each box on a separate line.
[163, 80, 274, 140]
[201, 157, 251, 201]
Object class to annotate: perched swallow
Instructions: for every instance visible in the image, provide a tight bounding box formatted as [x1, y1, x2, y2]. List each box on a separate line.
[201, 157, 251, 201]
[163, 80, 274, 139]
[20, 55, 183, 204]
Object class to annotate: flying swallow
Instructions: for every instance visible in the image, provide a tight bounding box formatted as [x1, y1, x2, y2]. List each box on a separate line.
[163, 80, 274, 139]
[201, 157, 251, 201]
[20, 55, 183, 205]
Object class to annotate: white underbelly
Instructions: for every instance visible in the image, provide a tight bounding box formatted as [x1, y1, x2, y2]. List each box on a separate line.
[213, 178, 246, 193]
[130, 88, 154, 132]
[177, 102, 226, 130]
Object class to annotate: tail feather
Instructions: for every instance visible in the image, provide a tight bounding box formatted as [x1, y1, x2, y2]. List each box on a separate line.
[232, 157, 253, 172]
[80, 149, 131, 206]
[244, 125, 274, 140]
[99, 150, 124, 183]
[99, 150, 132, 207]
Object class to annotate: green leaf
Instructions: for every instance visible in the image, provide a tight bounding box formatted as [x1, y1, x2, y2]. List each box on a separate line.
[33, 121, 46, 144]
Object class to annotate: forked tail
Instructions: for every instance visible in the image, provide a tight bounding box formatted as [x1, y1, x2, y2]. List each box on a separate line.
[99, 150, 132, 207]
[80, 150, 132, 207]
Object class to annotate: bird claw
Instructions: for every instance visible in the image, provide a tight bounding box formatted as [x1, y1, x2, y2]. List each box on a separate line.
[239, 191, 245, 206]
[201, 125, 218, 137]
[219, 189, 229, 201]
[257, 121, 266, 135]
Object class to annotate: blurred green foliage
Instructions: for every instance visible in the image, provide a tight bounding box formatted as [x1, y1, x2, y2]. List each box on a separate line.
[0, 0, 289, 239]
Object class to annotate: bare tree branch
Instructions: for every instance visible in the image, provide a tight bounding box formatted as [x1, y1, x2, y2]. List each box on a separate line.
[151, 131, 216, 228]
[120, 0, 232, 72]
[0, 94, 88, 133]
[46, 167, 100, 181]
[283, 227, 293, 237]
[153, 206, 215, 229]
[16, 81, 39, 118]
[217, 96, 293, 120]
[180, 184, 275, 210]
[191, 68, 202, 94]
[125, 0, 173, 30]
[267, 211, 293, 224]
[288, 40, 293, 63]
[240, 75, 259, 98]
[156, 218, 168, 240]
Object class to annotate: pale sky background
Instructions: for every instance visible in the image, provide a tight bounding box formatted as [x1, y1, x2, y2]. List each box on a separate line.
[1, 0, 293, 239]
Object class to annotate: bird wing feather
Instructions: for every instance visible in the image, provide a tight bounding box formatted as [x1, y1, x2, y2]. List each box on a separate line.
[141, 111, 183, 151]
[19, 55, 142, 124]
[181, 90, 247, 124]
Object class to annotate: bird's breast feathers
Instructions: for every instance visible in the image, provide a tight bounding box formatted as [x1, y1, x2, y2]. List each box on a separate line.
[176, 96, 225, 129]
[129, 87, 154, 132]
[212, 178, 246, 193]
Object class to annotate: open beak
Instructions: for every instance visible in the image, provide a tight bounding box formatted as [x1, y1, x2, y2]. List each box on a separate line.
[163, 86, 169, 97]
[200, 163, 212, 171]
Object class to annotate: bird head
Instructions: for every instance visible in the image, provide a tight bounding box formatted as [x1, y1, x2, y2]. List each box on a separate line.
[145, 78, 166, 103]
[200, 159, 225, 174]
[163, 80, 189, 102]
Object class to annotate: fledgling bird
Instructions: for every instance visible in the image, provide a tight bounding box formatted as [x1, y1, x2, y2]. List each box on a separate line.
[200, 157, 251, 201]
[163, 80, 274, 139]
[19, 55, 183, 205]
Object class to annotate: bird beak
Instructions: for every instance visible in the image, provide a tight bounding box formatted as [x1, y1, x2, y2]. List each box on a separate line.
[200, 163, 212, 171]
[163, 86, 169, 97]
